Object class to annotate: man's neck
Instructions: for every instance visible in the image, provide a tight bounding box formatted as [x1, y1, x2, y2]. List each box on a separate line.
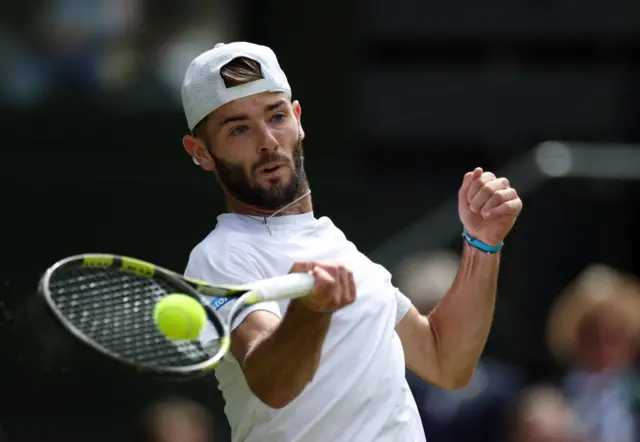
[225, 192, 313, 217]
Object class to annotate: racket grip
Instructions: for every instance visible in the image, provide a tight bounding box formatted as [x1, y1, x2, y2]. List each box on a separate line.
[248, 272, 315, 303]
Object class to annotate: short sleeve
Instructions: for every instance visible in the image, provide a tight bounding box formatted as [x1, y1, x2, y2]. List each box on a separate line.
[184, 244, 282, 349]
[395, 289, 412, 325]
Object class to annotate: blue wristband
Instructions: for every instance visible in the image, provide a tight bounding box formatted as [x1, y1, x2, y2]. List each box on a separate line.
[462, 229, 503, 254]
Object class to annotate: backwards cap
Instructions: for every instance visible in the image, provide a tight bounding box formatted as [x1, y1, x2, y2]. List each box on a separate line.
[181, 41, 291, 132]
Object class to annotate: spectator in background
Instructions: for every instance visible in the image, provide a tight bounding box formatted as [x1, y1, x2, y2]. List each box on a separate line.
[132, 397, 214, 442]
[506, 385, 588, 442]
[547, 264, 640, 442]
[395, 249, 525, 442]
[38, 0, 108, 103]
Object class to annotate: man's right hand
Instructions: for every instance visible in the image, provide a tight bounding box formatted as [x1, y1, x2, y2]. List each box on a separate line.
[289, 261, 357, 313]
[233, 261, 355, 408]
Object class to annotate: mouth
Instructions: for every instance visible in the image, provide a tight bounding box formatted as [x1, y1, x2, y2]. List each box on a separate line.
[258, 162, 288, 177]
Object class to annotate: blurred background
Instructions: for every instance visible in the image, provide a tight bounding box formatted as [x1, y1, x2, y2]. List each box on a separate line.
[2, 0, 640, 441]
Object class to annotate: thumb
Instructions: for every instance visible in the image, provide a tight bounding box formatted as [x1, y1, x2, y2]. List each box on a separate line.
[458, 167, 483, 203]
[311, 266, 335, 295]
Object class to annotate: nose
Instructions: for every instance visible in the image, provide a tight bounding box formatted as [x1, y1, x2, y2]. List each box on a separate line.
[257, 124, 279, 153]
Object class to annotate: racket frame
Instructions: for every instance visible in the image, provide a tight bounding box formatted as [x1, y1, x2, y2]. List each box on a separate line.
[38, 254, 238, 378]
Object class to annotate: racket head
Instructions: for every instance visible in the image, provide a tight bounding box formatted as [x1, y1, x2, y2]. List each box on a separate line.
[38, 254, 231, 379]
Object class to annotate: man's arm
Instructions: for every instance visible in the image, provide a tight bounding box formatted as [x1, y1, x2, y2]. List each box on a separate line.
[396, 242, 499, 389]
[396, 167, 521, 390]
[232, 303, 331, 408]
[232, 261, 355, 409]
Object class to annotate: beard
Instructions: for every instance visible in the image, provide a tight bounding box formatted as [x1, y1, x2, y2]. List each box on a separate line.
[211, 138, 307, 210]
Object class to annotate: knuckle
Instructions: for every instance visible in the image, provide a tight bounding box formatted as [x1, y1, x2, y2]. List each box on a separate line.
[480, 182, 495, 195]
[314, 278, 331, 293]
[324, 264, 339, 275]
[324, 275, 337, 288]
[494, 189, 509, 203]
[504, 188, 518, 200]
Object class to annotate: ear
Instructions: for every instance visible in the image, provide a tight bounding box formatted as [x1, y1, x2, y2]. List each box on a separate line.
[182, 135, 216, 171]
[292, 100, 305, 140]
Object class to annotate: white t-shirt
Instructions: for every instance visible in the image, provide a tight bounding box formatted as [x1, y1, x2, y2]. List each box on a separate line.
[185, 212, 425, 442]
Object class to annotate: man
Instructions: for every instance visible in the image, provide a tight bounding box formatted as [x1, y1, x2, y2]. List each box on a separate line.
[181, 41, 522, 442]
[546, 264, 640, 442]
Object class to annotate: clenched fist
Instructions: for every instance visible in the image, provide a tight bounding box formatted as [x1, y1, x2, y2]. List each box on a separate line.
[289, 261, 356, 313]
[458, 167, 523, 246]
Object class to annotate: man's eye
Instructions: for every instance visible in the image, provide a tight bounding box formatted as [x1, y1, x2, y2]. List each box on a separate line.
[271, 113, 285, 123]
[230, 126, 247, 136]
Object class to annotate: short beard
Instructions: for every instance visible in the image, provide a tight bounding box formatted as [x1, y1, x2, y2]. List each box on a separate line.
[211, 138, 307, 211]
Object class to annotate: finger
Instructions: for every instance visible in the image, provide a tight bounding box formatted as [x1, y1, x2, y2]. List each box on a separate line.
[348, 271, 356, 303]
[458, 168, 483, 200]
[313, 261, 342, 280]
[466, 171, 497, 204]
[336, 266, 351, 308]
[458, 172, 474, 201]
[340, 266, 356, 305]
[479, 188, 518, 218]
[310, 266, 336, 295]
[469, 177, 509, 213]
[484, 197, 523, 219]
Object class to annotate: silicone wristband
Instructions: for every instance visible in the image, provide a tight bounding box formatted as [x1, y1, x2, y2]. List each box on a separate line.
[462, 229, 503, 254]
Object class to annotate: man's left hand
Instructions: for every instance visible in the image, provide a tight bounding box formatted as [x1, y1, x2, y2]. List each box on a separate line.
[458, 167, 523, 246]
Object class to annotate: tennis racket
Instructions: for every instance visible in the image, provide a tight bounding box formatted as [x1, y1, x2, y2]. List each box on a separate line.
[38, 253, 315, 379]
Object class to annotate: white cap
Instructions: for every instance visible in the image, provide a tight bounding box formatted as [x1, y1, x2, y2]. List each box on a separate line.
[181, 41, 291, 131]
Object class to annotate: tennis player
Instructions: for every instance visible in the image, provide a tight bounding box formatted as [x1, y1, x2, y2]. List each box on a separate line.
[181, 42, 522, 442]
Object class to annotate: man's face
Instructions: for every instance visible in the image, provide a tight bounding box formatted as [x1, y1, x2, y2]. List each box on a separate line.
[189, 92, 307, 210]
[577, 307, 634, 372]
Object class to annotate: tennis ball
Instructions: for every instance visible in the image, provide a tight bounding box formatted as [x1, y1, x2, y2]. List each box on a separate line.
[153, 294, 206, 341]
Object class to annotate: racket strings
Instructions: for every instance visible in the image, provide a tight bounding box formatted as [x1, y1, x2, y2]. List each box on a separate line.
[49, 267, 211, 368]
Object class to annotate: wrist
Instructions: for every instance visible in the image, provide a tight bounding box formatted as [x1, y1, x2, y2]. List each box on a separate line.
[462, 228, 503, 254]
[289, 298, 334, 320]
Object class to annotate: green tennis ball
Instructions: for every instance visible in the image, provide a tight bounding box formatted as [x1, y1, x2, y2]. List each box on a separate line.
[153, 294, 206, 341]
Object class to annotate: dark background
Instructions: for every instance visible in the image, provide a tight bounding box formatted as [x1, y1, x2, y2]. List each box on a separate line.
[1, 0, 640, 440]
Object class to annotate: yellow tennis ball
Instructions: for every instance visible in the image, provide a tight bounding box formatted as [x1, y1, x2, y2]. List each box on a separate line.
[153, 294, 206, 341]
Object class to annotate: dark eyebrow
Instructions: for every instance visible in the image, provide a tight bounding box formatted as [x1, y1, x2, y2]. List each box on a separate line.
[218, 100, 287, 129]
[266, 99, 286, 112]
[219, 115, 248, 128]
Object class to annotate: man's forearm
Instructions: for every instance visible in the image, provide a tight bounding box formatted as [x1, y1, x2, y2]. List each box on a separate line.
[428, 242, 499, 385]
[242, 300, 332, 409]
